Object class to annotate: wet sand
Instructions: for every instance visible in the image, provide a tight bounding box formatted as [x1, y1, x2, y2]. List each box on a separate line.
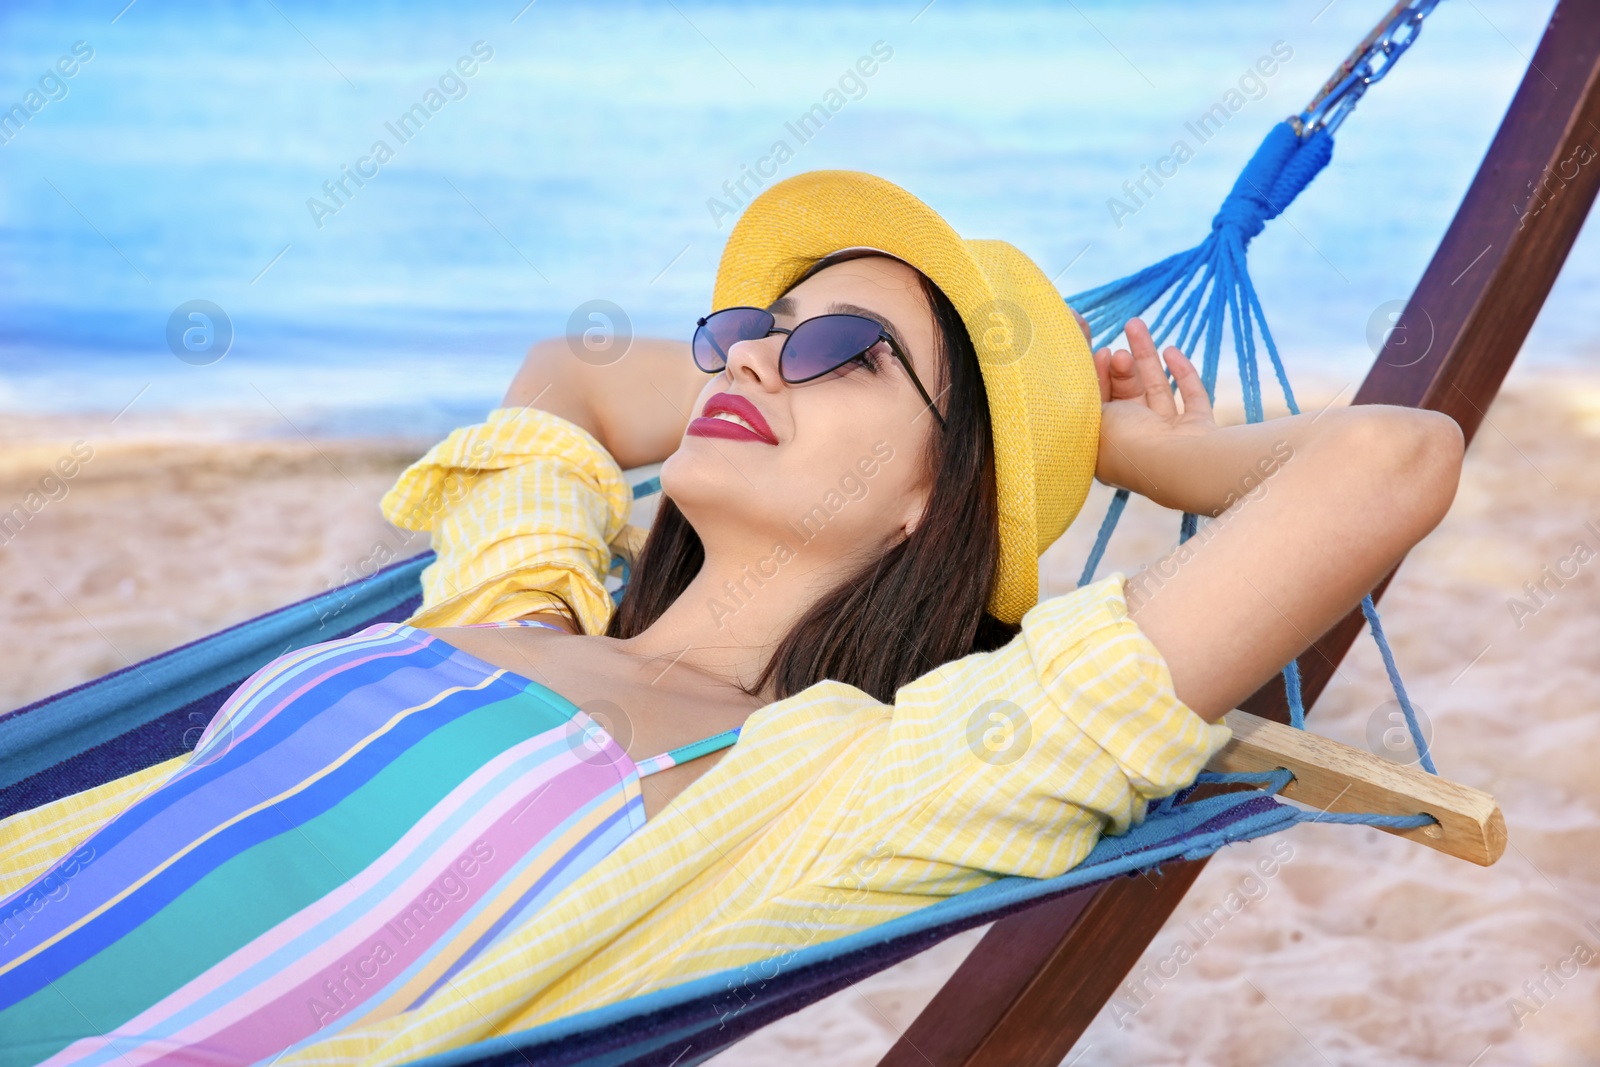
[2, 362, 1595, 1065]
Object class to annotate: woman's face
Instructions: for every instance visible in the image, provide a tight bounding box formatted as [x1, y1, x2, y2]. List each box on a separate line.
[661, 254, 947, 572]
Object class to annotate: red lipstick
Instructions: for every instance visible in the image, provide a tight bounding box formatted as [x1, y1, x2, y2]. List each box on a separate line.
[687, 392, 778, 446]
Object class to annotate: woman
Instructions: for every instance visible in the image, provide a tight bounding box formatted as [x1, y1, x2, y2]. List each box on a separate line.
[0, 170, 1463, 1067]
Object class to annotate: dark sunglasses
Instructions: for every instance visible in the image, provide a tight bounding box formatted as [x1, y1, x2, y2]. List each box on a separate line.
[693, 306, 946, 431]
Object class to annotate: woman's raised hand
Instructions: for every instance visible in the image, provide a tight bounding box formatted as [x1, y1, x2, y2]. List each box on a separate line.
[1093, 317, 1214, 432]
[1092, 317, 1217, 492]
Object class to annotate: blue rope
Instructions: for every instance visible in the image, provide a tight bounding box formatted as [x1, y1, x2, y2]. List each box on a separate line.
[1283, 656, 1305, 730]
[1076, 487, 1129, 588]
[1297, 810, 1436, 829]
[1360, 593, 1437, 774]
[1074, 122, 1331, 358]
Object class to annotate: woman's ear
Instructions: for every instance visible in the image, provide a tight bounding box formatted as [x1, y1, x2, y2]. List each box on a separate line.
[898, 478, 933, 544]
[900, 500, 925, 541]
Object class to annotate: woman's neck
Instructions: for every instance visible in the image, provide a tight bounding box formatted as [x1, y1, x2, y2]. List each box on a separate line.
[610, 547, 864, 702]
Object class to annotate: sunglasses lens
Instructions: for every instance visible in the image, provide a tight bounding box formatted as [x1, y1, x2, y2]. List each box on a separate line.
[693, 308, 772, 372]
[783, 315, 885, 382]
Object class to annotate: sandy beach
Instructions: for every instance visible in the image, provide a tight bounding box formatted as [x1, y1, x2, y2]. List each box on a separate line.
[2, 361, 1595, 1065]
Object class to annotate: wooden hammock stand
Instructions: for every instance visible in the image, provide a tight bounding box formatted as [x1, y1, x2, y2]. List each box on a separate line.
[879, 3, 1600, 1063]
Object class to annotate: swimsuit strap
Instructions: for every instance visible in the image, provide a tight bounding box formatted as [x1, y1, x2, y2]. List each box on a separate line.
[447, 618, 741, 775]
[457, 618, 570, 633]
[635, 727, 742, 778]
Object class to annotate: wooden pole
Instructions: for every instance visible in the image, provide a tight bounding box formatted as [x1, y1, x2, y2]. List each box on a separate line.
[881, 4, 1600, 1064]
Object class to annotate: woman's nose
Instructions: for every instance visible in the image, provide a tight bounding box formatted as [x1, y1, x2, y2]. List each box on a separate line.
[723, 332, 784, 386]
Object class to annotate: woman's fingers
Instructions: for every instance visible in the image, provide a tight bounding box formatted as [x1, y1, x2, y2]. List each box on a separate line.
[1100, 320, 1208, 425]
[1164, 346, 1213, 422]
[1105, 347, 1142, 402]
[1124, 318, 1177, 417]
[1093, 347, 1113, 403]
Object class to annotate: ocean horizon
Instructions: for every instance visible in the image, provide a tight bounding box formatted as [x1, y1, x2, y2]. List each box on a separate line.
[0, 0, 1584, 438]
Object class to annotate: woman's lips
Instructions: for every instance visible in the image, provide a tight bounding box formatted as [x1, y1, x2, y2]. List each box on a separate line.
[688, 392, 779, 445]
[686, 416, 778, 446]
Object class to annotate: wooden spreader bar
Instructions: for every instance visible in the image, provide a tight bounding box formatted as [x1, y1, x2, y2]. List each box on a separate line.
[1207, 710, 1506, 867]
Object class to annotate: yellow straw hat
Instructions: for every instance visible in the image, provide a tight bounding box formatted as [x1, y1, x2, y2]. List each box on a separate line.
[712, 169, 1102, 626]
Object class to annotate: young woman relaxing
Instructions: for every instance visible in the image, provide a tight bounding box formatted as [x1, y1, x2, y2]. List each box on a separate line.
[0, 170, 1463, 1067]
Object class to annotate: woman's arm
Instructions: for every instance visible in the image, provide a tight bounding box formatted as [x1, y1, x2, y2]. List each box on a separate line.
[1096, 319, 1465, 725]
[502, 336, 708, 470]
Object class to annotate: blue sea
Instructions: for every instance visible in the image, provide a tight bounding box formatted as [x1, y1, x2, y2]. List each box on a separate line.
[0, 0, 1584, 437]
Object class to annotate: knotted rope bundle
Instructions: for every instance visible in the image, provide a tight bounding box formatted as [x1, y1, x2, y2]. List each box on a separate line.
[1070, 121, 1332, 422]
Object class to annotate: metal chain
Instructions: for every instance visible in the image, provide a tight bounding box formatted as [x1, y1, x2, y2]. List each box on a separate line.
[1293, 0, 1447, 138]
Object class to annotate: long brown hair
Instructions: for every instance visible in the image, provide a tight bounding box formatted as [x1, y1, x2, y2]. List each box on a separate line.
[604, 248, 1018, 703]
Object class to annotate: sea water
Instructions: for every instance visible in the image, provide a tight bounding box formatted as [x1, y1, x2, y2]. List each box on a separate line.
[0, 0, 1581, 438]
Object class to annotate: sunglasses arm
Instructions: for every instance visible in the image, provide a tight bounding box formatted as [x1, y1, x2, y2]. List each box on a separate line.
[883, 335, 947, 431]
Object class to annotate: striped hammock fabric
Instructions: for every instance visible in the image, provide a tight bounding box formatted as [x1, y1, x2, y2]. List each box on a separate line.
[0, 620, 662, 1065]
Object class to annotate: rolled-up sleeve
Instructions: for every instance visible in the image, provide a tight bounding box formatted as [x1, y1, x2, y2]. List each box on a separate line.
[845, 570, 1232, 889]
[380, 407, 648, 634]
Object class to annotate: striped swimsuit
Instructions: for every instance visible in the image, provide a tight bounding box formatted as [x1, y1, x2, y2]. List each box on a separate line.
[0, 619, 739, 1067]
